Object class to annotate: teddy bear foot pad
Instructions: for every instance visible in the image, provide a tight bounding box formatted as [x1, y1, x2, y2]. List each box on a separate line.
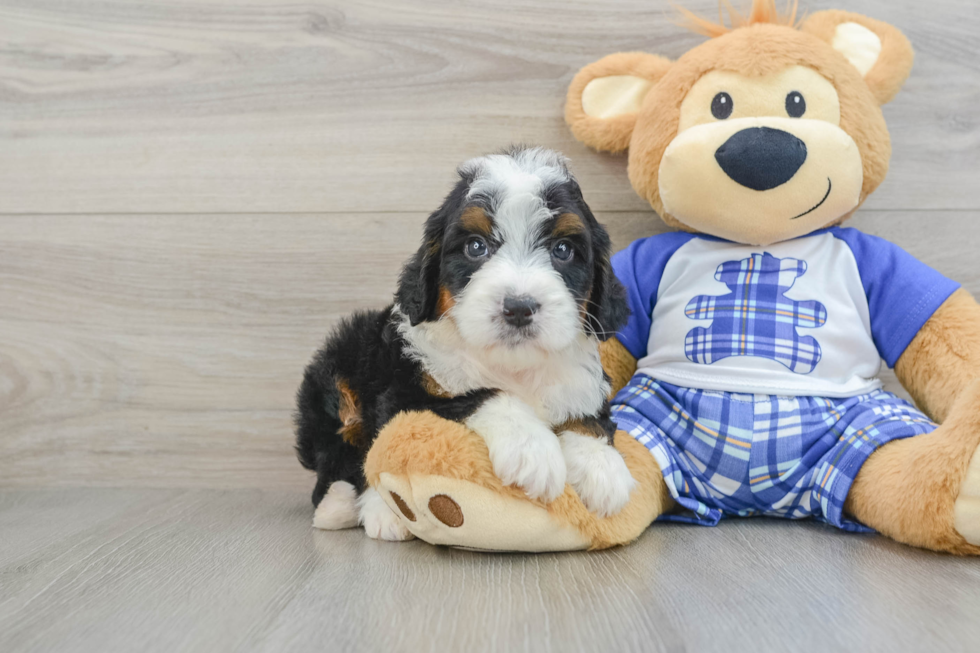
[376, 472, 590, 552]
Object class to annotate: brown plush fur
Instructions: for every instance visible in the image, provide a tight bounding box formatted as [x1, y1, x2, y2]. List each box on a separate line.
[565, 52, 673, 154]
[845, 293, 980, 554]
[561, 5, 980, 555]
[556, 430, 673, 550]
[677, 0, 801, 38]
[637, 26, 890, 229]
[365, 410, 671, 550]
[895, 289, 980, 423]
[362, 5, 975, 554]
[845, 377, 980, 555]
[566, 9, 913, 233]
[801, 10, 915, 105]
[599, 338, 638, 397]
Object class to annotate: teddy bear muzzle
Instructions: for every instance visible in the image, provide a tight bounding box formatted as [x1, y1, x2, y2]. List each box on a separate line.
[658, 116, 864, 246]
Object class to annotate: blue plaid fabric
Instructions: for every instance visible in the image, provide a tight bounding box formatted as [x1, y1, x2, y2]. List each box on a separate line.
[685, 252, 827, 374]
[611, 374, 937, 531]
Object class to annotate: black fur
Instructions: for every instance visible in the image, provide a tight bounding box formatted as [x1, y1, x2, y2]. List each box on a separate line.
[395, 172, 474, 325]
[545, 177, 630, 340]
[581, 208, 630, 341]
[573, 405, 618, 446]
[295, 147, 630, 510]
[295, 307, 495, 507]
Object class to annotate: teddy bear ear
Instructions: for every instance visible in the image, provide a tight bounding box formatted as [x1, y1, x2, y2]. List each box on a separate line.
[565, 52, 673, 153]
[801, 10, 914, 105]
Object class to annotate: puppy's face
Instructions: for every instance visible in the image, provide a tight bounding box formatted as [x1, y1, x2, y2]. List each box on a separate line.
[397, 147, 627, 354]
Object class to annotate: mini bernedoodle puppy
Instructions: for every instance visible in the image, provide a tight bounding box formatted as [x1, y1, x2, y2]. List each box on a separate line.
[295, 146, 636, 540]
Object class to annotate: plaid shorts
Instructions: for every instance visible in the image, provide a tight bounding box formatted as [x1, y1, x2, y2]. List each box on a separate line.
[611, 374, 937, 532]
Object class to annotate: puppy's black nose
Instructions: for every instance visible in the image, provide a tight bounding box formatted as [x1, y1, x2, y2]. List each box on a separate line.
[715, 127, 807, 191]
[502, 296, 539, 328]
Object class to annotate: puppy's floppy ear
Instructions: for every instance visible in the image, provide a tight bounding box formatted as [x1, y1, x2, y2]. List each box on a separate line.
[565, 52, 673, 153]
[396, 181, 466, 325]
[802, 11, 914, 105]
[573, 186, 629, 340]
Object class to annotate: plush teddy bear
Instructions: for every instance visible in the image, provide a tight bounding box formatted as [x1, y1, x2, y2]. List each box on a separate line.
[364, 1, 980, 554]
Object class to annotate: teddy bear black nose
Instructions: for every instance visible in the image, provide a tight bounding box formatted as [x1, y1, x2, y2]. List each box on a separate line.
[714, 127, 807, 191]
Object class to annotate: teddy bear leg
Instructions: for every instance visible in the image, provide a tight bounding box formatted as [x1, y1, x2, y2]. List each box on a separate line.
[365, 411, 671, 551]
[364, 411, 594, 551]
[374, 471, 592, 551]
[844, 379, 980, 554]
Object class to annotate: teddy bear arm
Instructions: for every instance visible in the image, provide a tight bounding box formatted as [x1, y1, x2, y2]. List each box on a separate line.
[895, 288, 980, 423]
[599, 338, 638, 397]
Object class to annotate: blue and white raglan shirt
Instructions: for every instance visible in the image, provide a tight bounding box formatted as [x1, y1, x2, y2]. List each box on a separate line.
[612, 227, 960, 398]
[608, 227, 960, 531]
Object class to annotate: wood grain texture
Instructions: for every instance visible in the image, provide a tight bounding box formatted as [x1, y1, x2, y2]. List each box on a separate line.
[0, 0, 978, 214]
[0, 488, 979, 653]
[1, 212, 977, 489]
[0, 211, 980, 488]
[2, 2, 979, 651]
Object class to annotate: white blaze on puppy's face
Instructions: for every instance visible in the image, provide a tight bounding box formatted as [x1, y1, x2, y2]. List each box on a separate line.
[397, 147, 618, 425]
[453, 149, 582, 353]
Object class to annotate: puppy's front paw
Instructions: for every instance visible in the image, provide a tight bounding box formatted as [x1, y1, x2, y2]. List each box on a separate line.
[466, 395, 567, 503]
[487, 425, 567, 503]
[560, 431, 635, 517]
[358, 488, 415, 541]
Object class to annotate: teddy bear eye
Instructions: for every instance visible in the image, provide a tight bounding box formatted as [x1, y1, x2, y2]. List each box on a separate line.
[711, 92, 733, 120]
[786, 91, 806, 118]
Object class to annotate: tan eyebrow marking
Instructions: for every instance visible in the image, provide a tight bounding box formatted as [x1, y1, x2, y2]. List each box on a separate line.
[460, 206, 493, 235]
[553, 212, 586, 237]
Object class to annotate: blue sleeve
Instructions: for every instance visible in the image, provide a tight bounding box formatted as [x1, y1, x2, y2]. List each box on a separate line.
[832, 227, 960, 368]
[610, 232, 696, 360]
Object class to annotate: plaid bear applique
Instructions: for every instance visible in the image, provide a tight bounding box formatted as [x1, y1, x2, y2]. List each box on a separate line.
[684, 252, 827, 374]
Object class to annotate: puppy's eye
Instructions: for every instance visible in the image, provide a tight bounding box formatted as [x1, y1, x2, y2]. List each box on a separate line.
[786, 91, 806, 118]
[464, 237, 489, 259]
[551, 240, 573, 262]
[711, 92, 733, 119]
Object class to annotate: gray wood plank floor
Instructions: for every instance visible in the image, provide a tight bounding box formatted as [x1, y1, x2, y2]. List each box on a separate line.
[2, 488, 980, 653]
[2, 0, 979, 650]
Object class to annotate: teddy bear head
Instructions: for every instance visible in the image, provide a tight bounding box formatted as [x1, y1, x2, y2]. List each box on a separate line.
[565, 2, 914, 246]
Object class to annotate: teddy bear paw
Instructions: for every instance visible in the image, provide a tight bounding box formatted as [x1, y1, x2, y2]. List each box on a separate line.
[373, 472, 590, 552]
[560, 431, 636, 517]
[954, 442, 980, 546]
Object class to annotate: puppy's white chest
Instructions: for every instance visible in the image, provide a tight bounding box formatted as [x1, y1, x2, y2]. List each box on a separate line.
[476, 355, 606, 424]
[400, 317, 609, 424]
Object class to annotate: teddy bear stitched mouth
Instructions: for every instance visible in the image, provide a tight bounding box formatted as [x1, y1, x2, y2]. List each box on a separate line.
[790, 177, 833, 220]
